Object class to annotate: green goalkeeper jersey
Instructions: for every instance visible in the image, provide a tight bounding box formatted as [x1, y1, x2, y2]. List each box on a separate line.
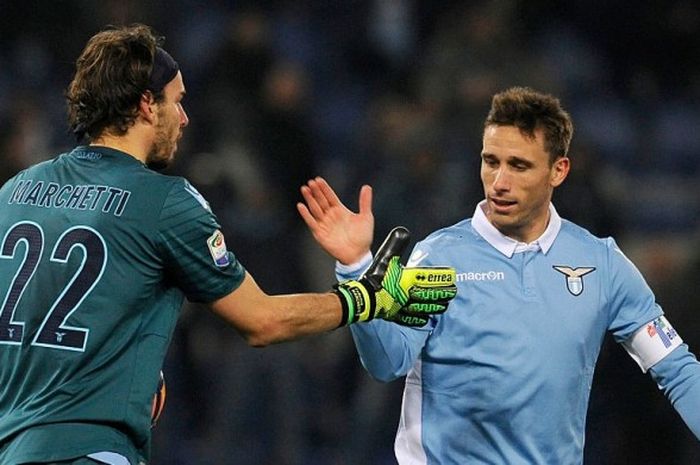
[0, 146, 245, 464]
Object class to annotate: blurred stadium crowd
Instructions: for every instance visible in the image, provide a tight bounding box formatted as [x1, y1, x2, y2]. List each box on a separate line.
[1, 1, 699, 463]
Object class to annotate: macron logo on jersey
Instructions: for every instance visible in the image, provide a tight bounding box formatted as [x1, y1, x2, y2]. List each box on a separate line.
[457, 271, 505, 282]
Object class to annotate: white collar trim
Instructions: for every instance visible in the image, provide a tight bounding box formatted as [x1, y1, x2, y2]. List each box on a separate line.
[472, 200, 561, 257]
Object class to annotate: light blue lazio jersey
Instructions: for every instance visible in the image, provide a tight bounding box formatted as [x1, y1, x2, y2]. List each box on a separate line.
[342, 202, 700, 465]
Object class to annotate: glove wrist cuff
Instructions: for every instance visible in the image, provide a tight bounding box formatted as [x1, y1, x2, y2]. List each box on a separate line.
[333, 286, 353, 328]
[333, 279, 376, 327]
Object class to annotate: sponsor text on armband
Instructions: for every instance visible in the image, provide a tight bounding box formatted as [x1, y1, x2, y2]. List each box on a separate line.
[623, 316, 682, 372]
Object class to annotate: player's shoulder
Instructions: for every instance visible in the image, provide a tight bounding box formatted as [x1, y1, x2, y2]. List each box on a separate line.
[559, 218, 612, 246]
[417, 218, 475, 252]
[116, 167, 208, 210]
[106, 167, 187, 214]
[13, 153, 66, 177]
[558, 219, 617, 250]
[424, 218, 471, 240]
[160, 176, 212, 213]
[0, 154, 65, 195]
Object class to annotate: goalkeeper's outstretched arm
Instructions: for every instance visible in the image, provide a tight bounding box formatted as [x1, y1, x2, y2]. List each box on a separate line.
[209, 273, 345, 347]
[209, 228, 456, 347]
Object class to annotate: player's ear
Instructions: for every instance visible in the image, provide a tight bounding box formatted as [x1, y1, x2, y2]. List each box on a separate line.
[550, 156, 570, 187]
[138, 91, 157, 124]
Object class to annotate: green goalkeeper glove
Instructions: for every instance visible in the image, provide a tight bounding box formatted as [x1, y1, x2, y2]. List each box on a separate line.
[333, 227, 457, 327]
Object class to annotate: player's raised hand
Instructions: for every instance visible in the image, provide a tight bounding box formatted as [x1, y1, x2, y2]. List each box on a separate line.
[297, 176, 373, 265]
[334, 227, 458, 327]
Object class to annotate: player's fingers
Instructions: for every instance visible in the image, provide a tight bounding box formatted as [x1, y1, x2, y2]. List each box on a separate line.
[300, 185, 325, 218]
[306, 178, 331, 211]
[297, 201, 320, 231]
[405, 301, 449, 314]
[394, 312, 429, 327]
[408, 285, 458, 303]
[315, 176, 343, 208]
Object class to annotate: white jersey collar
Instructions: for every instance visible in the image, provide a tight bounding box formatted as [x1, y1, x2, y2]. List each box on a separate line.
[472, 200, 561, 257]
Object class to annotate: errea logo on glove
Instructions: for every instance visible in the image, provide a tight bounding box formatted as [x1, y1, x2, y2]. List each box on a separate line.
[457, 271, 505, 282]
[428, 273, 454, 283]
[415, 273, 454, 283]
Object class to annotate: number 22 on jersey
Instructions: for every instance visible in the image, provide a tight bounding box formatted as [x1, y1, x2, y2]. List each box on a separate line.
[0, 221, 107, 351]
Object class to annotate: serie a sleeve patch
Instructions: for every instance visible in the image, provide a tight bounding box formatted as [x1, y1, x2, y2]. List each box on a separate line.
[623, 316, 683, 372]
[207, 230, 230, 267]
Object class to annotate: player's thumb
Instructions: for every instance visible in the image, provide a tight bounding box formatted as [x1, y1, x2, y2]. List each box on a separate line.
[359, 185, 373, 217]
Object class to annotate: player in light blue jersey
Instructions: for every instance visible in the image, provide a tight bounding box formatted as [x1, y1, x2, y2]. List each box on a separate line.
[0, 24, 456, 465]
[298, 87, 700, 464]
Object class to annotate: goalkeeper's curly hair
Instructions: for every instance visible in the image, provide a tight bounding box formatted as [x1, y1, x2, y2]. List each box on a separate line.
[485, 86, 574, 164]
[66, 24, 166, 142]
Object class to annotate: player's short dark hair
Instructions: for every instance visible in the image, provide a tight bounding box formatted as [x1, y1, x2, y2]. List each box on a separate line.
[66, 24, 166, 142]
[484, 87, 573, 163]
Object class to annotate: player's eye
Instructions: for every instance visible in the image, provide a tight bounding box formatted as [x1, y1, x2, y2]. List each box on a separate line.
[509, 159, 531, 171]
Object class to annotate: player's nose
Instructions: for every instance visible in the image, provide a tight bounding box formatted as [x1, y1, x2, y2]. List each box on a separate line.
[179, 105, 189, 127]
[492, 167, 511, 191]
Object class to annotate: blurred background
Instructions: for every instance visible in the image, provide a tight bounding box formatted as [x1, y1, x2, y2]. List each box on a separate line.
[1, 0, 699, 463]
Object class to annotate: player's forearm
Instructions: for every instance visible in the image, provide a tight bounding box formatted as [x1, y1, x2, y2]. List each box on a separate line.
[650, 345, 700, 439]
[234, 293, 343, 347]
[210, 274, 343, 346]
[350, 321, 422, 382]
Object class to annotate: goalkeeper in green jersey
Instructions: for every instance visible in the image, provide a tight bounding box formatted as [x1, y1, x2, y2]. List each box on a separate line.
[0, 24, 457, 465]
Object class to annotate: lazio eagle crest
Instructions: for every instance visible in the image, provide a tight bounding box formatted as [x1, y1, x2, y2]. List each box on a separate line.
[552, 266, 596, 296]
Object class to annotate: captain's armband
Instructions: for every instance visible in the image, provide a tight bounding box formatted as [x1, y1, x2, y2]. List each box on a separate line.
[622, 316, 683, 372]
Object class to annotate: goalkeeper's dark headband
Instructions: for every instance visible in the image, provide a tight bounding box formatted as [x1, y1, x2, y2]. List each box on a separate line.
[148, 47, 179, 92]
[72, 46, 179, 141]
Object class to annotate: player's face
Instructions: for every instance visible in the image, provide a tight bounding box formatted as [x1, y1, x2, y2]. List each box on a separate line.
[480, 124, 569, 243]
[148, 71, 189, 170]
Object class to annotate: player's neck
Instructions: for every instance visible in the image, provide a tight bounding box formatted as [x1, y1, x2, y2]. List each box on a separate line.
[493, 209, 551, 244]
[90, 127, 153, 165]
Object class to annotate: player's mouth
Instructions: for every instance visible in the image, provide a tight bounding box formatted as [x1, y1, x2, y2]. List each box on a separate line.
[489, 196, 517, 214]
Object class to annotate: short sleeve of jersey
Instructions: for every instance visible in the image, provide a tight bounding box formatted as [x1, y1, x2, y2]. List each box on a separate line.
[156, 178, 245, 303]
[606, 238, 662, 342]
